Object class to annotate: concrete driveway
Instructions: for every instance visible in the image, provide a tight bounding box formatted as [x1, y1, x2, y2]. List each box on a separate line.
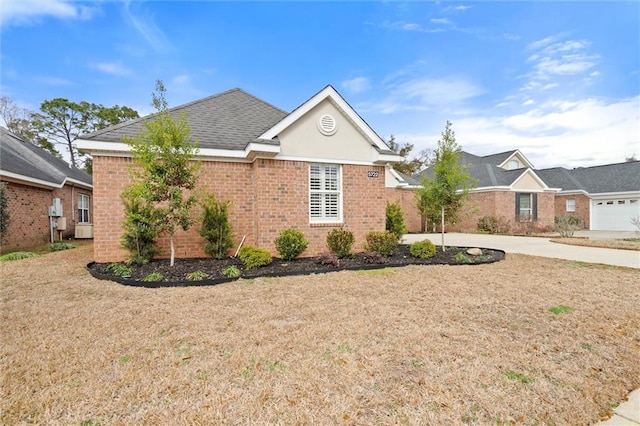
[403, 233, 640, 269]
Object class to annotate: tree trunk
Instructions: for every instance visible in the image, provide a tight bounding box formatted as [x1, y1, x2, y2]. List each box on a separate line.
[441, 206, 445, 252]
[170, 235, 175, 267]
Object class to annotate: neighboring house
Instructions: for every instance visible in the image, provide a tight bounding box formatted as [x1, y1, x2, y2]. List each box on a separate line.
[537, 161, 640, 231]
[0, 127, 93, 252]
[393, 149, 640, 233]
[77, 85, 404, 263]
[397, 150, 558, 232]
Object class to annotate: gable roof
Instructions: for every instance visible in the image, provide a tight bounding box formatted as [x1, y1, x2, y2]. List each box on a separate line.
[537, 161, 640, 194]
[80, 88, 288, 150]
[0, 127, 92, 189]
[416, 150, 547, 190]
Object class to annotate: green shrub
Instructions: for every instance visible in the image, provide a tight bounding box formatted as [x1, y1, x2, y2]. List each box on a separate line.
[120, 192, 160, 265]
[454, 252, 471, 264]
[365, 231, 398, 256]
[385, 201, 406, 242]
[105, 263, 132, 277]
[222, 265, 242, 278]
[477, 215, 511, 234]
[554, 215, 583, 237]
[0, 251, 39, 262]
[143, 272, 164, 282]
[409, 240, 436, 259]
[326, 228, 354, 258]
[274, 229, 308, 260]
[0, 182, 9, 242]
[238, 246, 272, 270]
[200, 194, 234, 259]
[186, 270, 208, 281]
[48, 242, 77, 251]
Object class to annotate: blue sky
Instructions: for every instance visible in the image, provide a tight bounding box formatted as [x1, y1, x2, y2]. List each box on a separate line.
[2, 0, 639, 169]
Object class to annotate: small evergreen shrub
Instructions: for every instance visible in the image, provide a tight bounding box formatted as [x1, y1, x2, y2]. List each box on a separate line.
[385, 201, 406, 242]
[48, 242, 77, 251]
[362, 252, 385, 264]
[105, 263, 132, 277]
[0, 251, 39, 262]
[365, 231, 398, 256]
[454, 252, 471, 264]
[186, 271, 208, 281]
[121, 193, 160, 265]
[274, 229, 308, 260]
[317, 252, 340, 267]
[409, 240, 436, 259]
[326, 228, 354, 258]
[200, 194, 234, 259]
[238, 246, 272, 270]
[143, 272, 164, 282]
[222, 265, 242, 278]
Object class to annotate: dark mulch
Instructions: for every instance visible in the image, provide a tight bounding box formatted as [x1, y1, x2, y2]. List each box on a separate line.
[88, 244, 505, 287]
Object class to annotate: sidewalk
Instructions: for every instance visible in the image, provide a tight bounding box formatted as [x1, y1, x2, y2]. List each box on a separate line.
[598, 388, 640, 425]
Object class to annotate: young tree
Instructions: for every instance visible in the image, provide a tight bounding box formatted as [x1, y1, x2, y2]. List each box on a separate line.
[124, 80, 200, 266]
[415, 121, 476, 250]
[387, 134, 433, 175]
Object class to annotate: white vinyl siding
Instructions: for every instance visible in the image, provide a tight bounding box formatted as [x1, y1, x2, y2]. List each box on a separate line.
[78, 194, 90, 223]
[309, 163, 342, 223]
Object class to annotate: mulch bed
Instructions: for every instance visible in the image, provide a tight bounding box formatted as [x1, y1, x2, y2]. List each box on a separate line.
[88, 244, 505, 287]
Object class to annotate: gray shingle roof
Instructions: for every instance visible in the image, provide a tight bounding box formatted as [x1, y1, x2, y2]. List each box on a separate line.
[538, 161, 640, 194]
[1, 127, 92, 187]
[81, 88, 288, 150]
[415, 150, 525, 188]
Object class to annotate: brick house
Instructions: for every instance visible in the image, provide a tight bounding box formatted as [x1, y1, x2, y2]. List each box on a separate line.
[0, 127, 93, 252]
[77, 86, 406, 263]
[393, 149, 640, 233]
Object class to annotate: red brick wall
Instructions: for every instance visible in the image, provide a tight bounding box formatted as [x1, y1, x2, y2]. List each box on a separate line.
[1, 180, 92, 252]
[386, 188, 422, 233]
[554, 194, 590, 229]
[92, 157, 390, 262]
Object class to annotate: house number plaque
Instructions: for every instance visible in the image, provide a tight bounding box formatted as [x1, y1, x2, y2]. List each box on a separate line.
[367, 171, 379, 178]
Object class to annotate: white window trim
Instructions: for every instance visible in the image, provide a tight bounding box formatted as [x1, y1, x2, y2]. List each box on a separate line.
[78, 193, 90, 224]
[566, 198, 576, 212]
[309, 163, 343, 223]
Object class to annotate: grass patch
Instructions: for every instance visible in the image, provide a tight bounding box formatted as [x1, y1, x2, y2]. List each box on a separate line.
[357, 267, 394, 276]
[118, 355, 132, 363]
[0, 251, 39, 261]
[186, 270, 208, 281]
[549, 305, 574, 315]
[505, 370, 535, 384]
[143, 272, 163, 282]
[105, 263, 132, 278]
[48, 241, 78, 252]
[222, 265, 241, 278]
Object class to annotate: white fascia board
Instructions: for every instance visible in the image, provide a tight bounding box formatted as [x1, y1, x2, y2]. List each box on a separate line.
[77, 139, 280, 162]
[1, 170, 61, 189]
[555, 189, 589, 196]
[589, 191, 640, 199]
[259, 86, 389, 151]
[374, 151, 404, 164]
[498, 149, 535, 169]
[510, 168, 550, 189]
[273, 155, 385, 166]
[64, 178, 93, 190]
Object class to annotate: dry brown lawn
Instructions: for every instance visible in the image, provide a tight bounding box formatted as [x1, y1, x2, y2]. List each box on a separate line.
[2, 245, 639, 425]
[550, 238, 640, 251]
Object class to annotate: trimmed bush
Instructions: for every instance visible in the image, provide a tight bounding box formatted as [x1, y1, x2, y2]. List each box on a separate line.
[0, 251, 39, 262]
[48, 242, 77, 252]
[410, 240, 436, 259]
[365, 231, 398, 256]
[477, 215, 511, 234]
[275, 229, 308, 260]
[385, 201, 406, 242]
[121, 193, 160, 265]
[554, 215, 583, 237]
[200, 194, 234, 259]
[326, 228, 354, 258]
[238, 246, 272, 270]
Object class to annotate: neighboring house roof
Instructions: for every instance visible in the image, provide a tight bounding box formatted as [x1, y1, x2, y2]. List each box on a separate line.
[0, 127, 92, 189]
[81, 88, 288, 150]
[537, 161, 640, 195]
[415, 150, 543, 189]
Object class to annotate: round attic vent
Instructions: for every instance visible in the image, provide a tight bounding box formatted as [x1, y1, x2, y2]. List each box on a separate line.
[317, 114, 337, 136]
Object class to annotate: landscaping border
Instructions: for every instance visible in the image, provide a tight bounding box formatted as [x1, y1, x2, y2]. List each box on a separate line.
[86, 247, 506, 288]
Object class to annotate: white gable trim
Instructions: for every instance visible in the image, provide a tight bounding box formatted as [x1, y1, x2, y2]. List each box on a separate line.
[499, 150, 535, 170]
[259, 85, 392, 153]
[509, 168, 549, 190]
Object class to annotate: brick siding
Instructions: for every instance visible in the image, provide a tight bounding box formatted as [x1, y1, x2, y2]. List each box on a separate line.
[1, 180, 93, 252]
[554, 194, 590, 229]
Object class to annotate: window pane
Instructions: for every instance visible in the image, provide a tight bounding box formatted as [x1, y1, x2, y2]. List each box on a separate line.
[519, 194, 530, 209]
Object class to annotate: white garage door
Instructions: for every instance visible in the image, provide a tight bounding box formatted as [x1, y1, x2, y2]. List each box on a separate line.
[592, 198, 640, 231]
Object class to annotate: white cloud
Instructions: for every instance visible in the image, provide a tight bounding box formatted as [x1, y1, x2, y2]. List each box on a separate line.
[172, 74, 190, 85]
[398, 96, 639, 169]
[430, 18, 452, 25]
[122, 1, 173, 53]
[90, 62, 132, 77]
[341, 77, 371, 94]
[1, 0, 95, 27]
[393, 77, 484, 106]
[382, 21, 444, 34]
[35, 76, 73, 86]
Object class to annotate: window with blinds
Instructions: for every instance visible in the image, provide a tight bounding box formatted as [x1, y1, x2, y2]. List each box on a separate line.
[309, 163, 342, 222]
